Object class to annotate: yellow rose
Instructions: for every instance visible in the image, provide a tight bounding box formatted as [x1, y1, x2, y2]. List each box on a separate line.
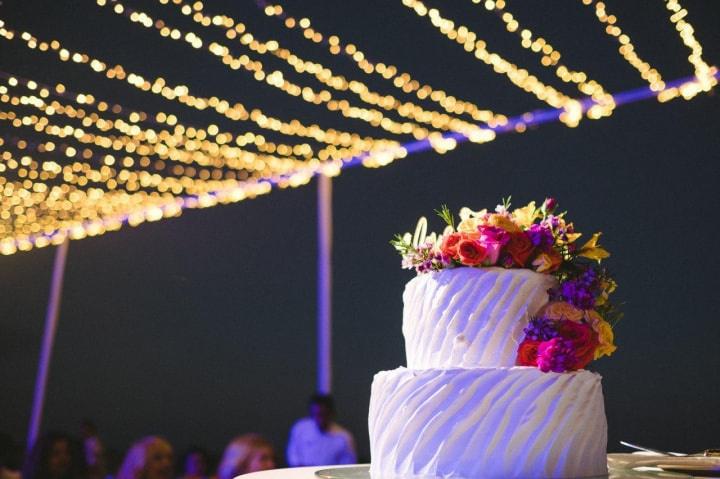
[484, 213, 521, 233]
[457, 216, 484, 234]
[457, 208, 487, 234]
[538, 301, 584, 322]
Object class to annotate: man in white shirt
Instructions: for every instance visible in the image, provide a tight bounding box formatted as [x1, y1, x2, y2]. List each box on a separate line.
[286, 394, 357, 467]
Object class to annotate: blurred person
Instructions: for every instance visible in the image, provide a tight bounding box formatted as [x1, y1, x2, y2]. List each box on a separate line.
[176, 447, 209, 479]
[286, 394, 356, 467]
[216, 435, 275, 479]
[79, 420, 106, 479]
[23, 432, 86, 479]
[0, 433, 22, 479]
[116, 437, 173, 479]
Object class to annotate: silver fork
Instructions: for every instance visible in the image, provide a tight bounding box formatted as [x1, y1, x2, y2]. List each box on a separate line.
[620, 441, 720, 457]
[620, 441, 687, 457]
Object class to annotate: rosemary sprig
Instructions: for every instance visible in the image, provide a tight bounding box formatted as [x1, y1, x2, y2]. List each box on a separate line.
[435, 204, 455, 230]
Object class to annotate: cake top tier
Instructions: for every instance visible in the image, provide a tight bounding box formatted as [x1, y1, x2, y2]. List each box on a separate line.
[392, 197, 621, 373]
[403, 267, 557, 369]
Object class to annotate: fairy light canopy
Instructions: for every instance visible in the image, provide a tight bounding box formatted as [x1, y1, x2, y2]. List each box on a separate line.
[0, 0, 716, 256]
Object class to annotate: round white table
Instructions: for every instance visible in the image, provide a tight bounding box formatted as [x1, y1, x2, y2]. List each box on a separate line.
[240, 465, 360, 479]
[237, 459, 715, 478]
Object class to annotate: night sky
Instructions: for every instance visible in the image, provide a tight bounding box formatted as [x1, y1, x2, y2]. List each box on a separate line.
[1, 0, 719, 467]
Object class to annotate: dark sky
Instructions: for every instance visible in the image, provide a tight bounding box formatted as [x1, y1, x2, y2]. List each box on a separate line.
[1, 0, 719, 467]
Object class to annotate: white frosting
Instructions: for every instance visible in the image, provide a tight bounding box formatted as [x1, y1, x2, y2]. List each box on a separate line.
[369, 367, 608, 479]
[403, 267, 557, 369]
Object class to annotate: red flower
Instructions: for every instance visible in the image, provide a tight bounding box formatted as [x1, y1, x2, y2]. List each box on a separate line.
[457, 239, 487, 266]
[516, 340, 541, 367]
[506, 232, 535, 267]
[557, 320, 599, 370]
[440, 233, 463, 259]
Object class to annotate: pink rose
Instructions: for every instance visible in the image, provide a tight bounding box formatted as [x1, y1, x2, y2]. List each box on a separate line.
[478, 226, 510, 265]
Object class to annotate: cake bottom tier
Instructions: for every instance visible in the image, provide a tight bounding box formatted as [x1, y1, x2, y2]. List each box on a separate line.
[369, 367, 607, 479]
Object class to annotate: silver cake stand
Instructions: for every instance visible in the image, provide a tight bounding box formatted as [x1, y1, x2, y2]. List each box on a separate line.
[314, 465, 701, 479]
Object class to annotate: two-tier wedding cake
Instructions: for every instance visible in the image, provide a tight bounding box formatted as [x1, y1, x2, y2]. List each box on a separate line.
[369, 198, 619, 478]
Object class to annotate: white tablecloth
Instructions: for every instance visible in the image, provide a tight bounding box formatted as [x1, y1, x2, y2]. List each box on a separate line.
[240, 465, 359, 479]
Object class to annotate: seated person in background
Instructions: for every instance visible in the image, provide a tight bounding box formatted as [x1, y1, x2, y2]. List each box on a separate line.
[117, 436, 173, 479]
[286, 394, 357, 467]
[23, 432, 86, 479]
[177, 446, 209, 479]
[216, 434, 275, 479]
[1, 433, 23, 479]
[80, 420, 106, 479]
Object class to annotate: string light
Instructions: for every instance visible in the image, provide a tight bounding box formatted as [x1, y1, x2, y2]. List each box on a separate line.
[400, 0, 588, 127]
[0, 19, 393, 154]
[257, 1, 507, 125]
[0, 69, 342, 165]
[580, 0, 717, 102]
[0, 1, 716, 255]
[0, 80, 410, 254]
[98, 0, 453, 143]
[0, 19, 415, 171]
[660, 0, 717, 101]
[0, 138, 324, 255]
[145, 0, 501, 141]
[580, 0, 666, 92]
[1, 76, 313, 178]
[484, 1, 615, 120]
[0, 75, 409, 253]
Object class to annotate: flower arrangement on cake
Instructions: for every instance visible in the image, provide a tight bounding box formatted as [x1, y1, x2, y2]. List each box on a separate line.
[391, 197, 621, 373]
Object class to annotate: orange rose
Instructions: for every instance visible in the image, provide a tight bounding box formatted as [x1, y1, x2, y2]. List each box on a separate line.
[440, 233, 463, 259]
[457, 239, 487, 266]
[516, 340, 540, 367]
[505, 232, 534, 267]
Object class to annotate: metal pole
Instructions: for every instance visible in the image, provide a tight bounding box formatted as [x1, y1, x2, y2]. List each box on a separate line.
[27, 238, 70, 452]
[317, 174, 332, 394]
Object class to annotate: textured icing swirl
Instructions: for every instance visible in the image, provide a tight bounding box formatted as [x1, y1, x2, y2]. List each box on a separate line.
[403, 267, 557, 369]
[369, 367, 608, 479]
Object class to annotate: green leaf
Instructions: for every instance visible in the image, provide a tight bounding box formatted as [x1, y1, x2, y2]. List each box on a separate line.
[502, 195, 512, 210]
[435, 204, 455, 229]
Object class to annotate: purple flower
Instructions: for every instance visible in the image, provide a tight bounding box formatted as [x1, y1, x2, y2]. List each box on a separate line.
[544, 215, 562, 229]
[537, 338, 576, 373]
[414, 249, 453, 274]
[550, 267, 600, 309]
[523, 317, 560, 342]
[565, 281, 596, 309]
[527, 224, 555, 249]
